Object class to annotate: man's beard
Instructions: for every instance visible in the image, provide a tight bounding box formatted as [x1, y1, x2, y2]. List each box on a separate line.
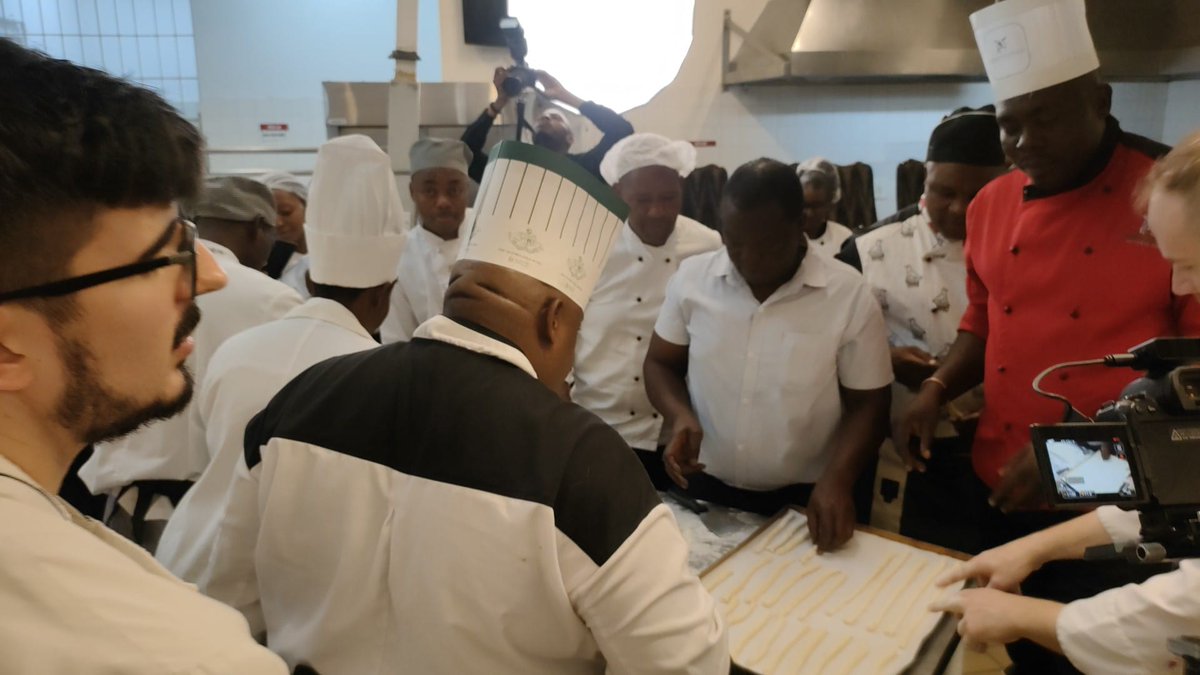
[54, 303, 201, 444]
[533, 129, 570, 153]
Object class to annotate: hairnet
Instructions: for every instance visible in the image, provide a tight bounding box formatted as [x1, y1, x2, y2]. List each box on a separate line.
[599, 133, 697, 185]
[795, 157, 842, 204]
[260, 171, 308, 203]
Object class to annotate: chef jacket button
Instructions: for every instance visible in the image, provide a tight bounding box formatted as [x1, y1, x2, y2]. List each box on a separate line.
[665, 257, 672, 263]
[636, 297, 642, 303]
[1084, 246, 1094, 255]
[1070, 309, 1080, 319]
[651, 413, 659, 419]
[998, 366, 1007, 373]
[1004, 422, 1013, 431]
[634, 376, 640, 382]
[1102, 186, 1113, 195]
[637, 256, 644, 262]
[1060, 373, 1070, 381]
[636, 335, 643, 341]
[1003, 305, 1013, 314]
[1010, 245, 1020, 255]
[629, 411, 636, 416]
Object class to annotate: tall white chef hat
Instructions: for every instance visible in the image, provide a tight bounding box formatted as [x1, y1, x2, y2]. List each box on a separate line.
[458, 141, 629, 309]
[304, 135, 408, 289]
[970, 0, 1099, 101]
[599, 132, 697, 186]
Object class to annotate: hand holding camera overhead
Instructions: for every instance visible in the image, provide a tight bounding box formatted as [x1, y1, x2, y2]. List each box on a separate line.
[460, 17, 634, 184]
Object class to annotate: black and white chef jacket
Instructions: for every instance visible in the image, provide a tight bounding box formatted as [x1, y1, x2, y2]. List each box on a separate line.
[571, 216, 721, 450]
[200, 315, 728, 674]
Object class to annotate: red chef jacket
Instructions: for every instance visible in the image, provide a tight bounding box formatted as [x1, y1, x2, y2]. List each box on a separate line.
[960, 118, 1200, 488]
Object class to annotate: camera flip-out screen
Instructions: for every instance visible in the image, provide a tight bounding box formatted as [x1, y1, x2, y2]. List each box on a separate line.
[1031, 423, 1145, 506]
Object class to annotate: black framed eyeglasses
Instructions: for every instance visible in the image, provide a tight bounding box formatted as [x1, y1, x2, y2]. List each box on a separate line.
[0, 218, 198, 304]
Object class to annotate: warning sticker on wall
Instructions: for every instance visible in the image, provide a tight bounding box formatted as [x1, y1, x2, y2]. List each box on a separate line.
[260, 123, 289, 139]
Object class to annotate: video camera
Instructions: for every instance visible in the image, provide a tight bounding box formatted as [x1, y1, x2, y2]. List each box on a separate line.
[498, 17, 537, 98]
[1030, 337, 1200, 561]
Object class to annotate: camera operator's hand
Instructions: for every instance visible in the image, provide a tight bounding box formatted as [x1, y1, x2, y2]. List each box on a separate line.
[894, 380, 943, 472]
[938, 537, 1043, 592]
[535, 70, 584, 109]
[490, 67, 512, 110]
[990, 445, 1048, 513]
[892, 346, 939, 391]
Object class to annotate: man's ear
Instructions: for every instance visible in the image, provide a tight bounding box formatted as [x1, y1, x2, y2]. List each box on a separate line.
[536, 295, 567, 349]
[0, 312, 36, 392]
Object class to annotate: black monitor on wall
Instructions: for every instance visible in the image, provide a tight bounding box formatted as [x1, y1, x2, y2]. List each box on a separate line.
[463, 0, 508, 47]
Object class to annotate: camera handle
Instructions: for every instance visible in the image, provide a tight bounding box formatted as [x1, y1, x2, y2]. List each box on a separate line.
[511, 92, 535, 142]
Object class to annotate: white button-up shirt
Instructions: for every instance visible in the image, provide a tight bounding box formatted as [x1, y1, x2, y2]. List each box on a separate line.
[80, 241, 303, 493]
[0, 454, 286, 673]
[806, 220, 853, 259]
[380, 214, 471, 343]
[571, 216, 721, 450]
[654, 249, 893, 490]
[1058, 506, 1200, 675]
[156, 298, 380, 599]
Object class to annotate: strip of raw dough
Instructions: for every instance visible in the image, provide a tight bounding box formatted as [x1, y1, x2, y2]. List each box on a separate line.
[784, 626, 828, 672]
[886, 559, 950, 638]
[843, 551, 913, 625]
[727, 599, 757, 625]
[814, 634, 853, 673]
[762, 624, 809, 674]
[704, 567, 734, 593]
[871, 649, 896, 675]
[775, 526, 811, 555]
[801, 573, 847, 615]
[768, 520, 807, 553]
[838, 644, 871, 675]
[754, 512, 796, 553]
[723, 557, 771, 604]
[732, 612, 772, 658]
[761, 560, 819, 608]
[826, 552, 898, 615]
[745, 559, 791, 604]
[865, 559, 926, 631]
[784, 569, 842, 615]
[745, 615, 786, 667]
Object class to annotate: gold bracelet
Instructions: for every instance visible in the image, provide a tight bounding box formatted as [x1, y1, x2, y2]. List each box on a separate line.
[922, 375, 948, 391]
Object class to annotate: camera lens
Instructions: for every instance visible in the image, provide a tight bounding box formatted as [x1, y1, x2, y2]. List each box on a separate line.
[501, 76, 524, 98]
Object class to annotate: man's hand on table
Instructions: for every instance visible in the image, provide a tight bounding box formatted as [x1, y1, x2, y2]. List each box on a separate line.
[807, 477, 855, 553]
[663, 414, 705, 489]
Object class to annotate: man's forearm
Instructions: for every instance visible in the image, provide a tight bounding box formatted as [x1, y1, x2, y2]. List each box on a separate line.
[644, 359, 695, 423]
[821, 386, 891, 487]
[926, 330, 987, 401]
[579, 101, 634, 141]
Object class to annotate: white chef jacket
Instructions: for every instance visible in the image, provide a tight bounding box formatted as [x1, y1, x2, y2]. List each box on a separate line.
[278, 251, 311, 300]
[379, 214, 470, 343]
[571, 216, 721, 450]
[806, 220, 853, 259]
[200, 315, 728, 674]
[81, 241, 302, 494]
[854, 208, 975, 433]
[654, 249, 893, 490]
[156, 298, 379, 594]
[0, 454, 286, 674]
[1057, 506, 1200, 675]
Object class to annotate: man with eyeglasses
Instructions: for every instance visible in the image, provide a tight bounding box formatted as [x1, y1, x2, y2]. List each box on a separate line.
[0, 38, 286, 672]
[381, 138, 473, 343]
[79, 176, 302, 551]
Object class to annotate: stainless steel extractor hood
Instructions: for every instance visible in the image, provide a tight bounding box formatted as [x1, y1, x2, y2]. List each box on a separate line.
[723, 0, 1200, 86]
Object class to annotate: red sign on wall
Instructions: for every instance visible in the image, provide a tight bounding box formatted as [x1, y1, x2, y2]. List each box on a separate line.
[260, 123, 289, 138]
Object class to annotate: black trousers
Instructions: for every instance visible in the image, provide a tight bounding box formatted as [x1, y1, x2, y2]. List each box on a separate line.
[680, 462, 876, 521]
[900, 435, 992, 555]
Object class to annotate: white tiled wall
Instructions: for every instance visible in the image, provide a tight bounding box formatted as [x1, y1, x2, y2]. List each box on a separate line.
[0, 0, 199, 121]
